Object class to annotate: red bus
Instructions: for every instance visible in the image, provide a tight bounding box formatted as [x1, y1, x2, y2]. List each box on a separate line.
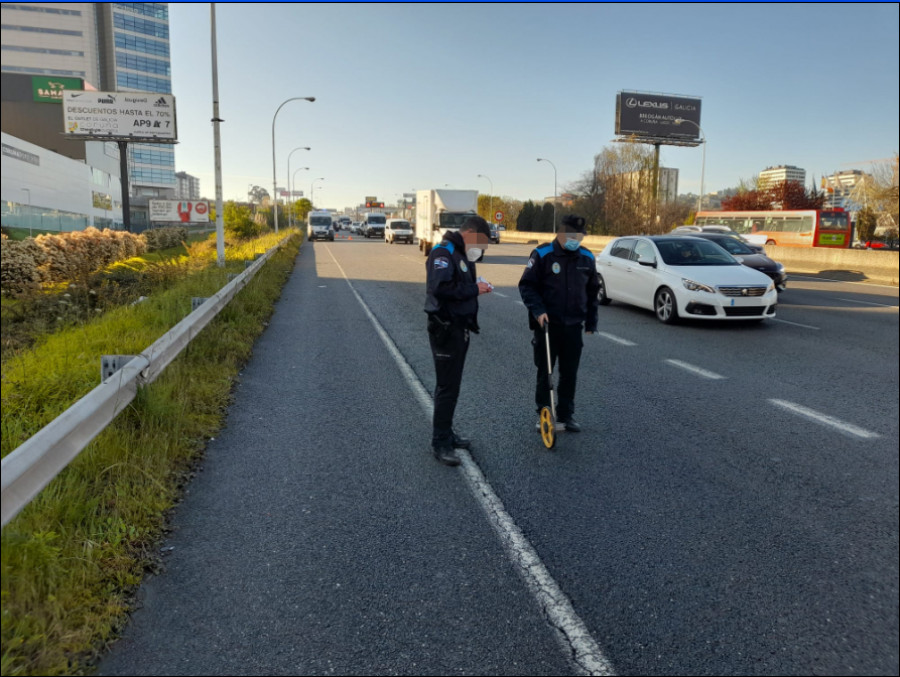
[695, 209, 851, 248]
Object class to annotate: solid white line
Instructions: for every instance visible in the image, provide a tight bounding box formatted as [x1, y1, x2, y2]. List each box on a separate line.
[834, 297, 898, 309]
[665, 359, 726, 380]
[597, 332, 637, 346]
[769, 399, 880, 439]
[770, 318, 820, 330]
[324, 246, 615, 676]
[515, 300, 526, 306]
[492, 291, 509, 298]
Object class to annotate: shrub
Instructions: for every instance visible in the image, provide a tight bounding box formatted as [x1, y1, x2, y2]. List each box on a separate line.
[143, 226, 188, 252]
[1, 238, 47, 296]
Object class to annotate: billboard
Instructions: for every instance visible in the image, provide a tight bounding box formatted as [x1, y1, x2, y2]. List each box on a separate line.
[62, 91, 177, 140]
[615, 91, 701, 140]
[32, 76, 83, 103]
[149, 200, 210, 223]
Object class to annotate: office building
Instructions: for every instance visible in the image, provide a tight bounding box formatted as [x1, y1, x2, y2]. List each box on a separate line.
[1, 2, 174, 231]
[758, 165, 806, 189]
[822, 170, 867, 210]
[175, 171, 200, 200]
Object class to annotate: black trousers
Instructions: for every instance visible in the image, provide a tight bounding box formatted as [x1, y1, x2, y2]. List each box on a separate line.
[533, 323, 583, 421]
[429, 323, 469, 447]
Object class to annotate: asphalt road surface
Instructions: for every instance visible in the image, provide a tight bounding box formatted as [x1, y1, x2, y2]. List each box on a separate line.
[99, 235, 899, 676]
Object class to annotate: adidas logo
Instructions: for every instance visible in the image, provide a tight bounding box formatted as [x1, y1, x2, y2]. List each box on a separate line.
[154, 96, 169, 106]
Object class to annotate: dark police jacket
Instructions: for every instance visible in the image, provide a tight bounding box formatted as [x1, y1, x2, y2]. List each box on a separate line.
[519, 239, 600, 332]
[424, 230, 480, 332]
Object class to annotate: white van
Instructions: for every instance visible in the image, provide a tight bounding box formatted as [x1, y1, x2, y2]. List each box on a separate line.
[307, 211, 334, 241]
[362, 213, 386, 238]
[384, 218, 414, 244]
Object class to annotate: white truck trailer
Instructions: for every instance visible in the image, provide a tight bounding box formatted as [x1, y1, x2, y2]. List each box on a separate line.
[415, 189, 478, 256]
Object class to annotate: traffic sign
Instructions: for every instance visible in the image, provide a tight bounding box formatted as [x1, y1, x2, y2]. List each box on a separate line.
[495, 211, 504, 222]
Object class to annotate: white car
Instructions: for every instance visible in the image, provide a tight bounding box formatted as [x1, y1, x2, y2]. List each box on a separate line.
[596, 235, 777, 324]
[384, 218, 414, 244]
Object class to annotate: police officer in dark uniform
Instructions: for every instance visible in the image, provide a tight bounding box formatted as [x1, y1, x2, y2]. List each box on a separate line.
[424, 216, 493, 466]
[518, 214, 599, 432]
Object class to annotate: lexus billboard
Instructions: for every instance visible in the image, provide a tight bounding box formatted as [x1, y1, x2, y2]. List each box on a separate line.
[615, 91, 702, 141]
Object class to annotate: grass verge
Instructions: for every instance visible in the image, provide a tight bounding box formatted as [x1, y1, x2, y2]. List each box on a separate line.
[1, 231, 302, 676]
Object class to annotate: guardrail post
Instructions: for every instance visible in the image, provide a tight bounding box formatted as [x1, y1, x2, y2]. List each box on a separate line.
[191, 297, 210, 311]
[101, 355, 138, 383]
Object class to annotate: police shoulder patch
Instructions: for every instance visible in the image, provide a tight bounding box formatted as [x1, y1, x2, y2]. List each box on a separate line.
[459, 260, 468, 273]
[433, 257, 450, 269]
[526, 257, 535, 269]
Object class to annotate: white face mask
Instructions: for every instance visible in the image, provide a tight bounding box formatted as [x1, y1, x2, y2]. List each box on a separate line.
[466, 248, 483, 262]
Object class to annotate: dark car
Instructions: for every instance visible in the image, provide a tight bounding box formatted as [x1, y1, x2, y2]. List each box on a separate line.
[488, 222, 500, 244]
[678, 233, 787, 291]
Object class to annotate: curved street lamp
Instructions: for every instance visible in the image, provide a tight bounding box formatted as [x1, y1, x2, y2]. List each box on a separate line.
[537, 158, 558, 234]
[476, 173, 493, 225]
[286, 146, 310, 228]
[674, 118, 706, 213]
[311, 177, 325, 207]
[271, 97, 315, 233]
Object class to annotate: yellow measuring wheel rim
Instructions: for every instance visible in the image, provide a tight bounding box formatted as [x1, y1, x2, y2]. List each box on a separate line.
[539, 407, 556, 449]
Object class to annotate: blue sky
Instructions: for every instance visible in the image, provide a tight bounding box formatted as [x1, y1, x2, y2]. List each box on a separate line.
[170, 3, 899, 211]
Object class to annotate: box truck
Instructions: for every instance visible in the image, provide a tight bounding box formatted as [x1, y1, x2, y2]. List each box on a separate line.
[415, 189, 478, 256]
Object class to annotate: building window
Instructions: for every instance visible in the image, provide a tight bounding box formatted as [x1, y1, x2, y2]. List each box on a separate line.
[116, 71, 171, 93]
[1, 44, 85, 57]
[0, 24, 83, 36]
[0, 4, 82, 16]
[114, 3, 168, 20]
[1, 64, 86, 77]
[114, 32, 169, 58]
[115, 50, 171, 76]
[112, 12, 169, 39]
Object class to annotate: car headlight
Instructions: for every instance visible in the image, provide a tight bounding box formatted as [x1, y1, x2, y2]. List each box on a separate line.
[775, 262, 785, 271]
[682, 278, 715, 293]
[767, 281, 775, 293]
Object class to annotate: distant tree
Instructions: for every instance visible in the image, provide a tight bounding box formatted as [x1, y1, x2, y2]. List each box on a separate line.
[855, 207, 878, 243]
[721, 180, 823, 211]
[517, 201, 535, 231]
[593, 143, 656, 235]
[249, 185, 269, 205]
[291, 198, 313, 224]
[721, 189, 772, 211]
[223, 201, 260, 239]
[537, 202, 555, 233]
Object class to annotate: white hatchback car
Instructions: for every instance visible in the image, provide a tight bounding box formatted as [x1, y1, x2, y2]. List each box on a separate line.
[596, 236, 777, 324]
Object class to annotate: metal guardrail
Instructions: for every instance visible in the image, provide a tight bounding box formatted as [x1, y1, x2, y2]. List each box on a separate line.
[1, 236, 291, 527]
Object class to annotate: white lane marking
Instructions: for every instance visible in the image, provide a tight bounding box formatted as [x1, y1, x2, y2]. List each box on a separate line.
[789, 274, 898, 289]
[770, 318, 820, 330]
[665, 359, 726, 380]
[492, 291, 509, 298]
[324, 245, 615, 676]
[597, 332, 637, 346]
[515, 300, 526, 306]
[769, 399, 880, 439]
[834, 297, 899, 309]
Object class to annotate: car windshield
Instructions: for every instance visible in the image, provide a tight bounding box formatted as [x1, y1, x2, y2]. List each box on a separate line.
[368, 215, 386, 225]
[310, 216, 331, 226]
[392, 221, 410, 229]
[704, 236, 755, 255]
[440, 212, 474, 228]
[655, 238, 739, 266]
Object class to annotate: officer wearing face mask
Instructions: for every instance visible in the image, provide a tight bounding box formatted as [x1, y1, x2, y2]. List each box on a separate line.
[424, 215, 493, 466]
[519, 214, 600, 433]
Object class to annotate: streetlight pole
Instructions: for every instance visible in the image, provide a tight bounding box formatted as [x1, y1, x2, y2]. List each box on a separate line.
[271, 96, 315, 234]
[286, 146, 310, 228]
[536, 158, 557, 234]
[674, 118, 706, 213]
[476, 173, 493, 225]
[311, 177, 324, 207]
[210, 3, 225, 266]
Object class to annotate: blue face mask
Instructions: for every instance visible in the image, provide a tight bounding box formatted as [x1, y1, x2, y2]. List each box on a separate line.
[563, 238, 581, 251]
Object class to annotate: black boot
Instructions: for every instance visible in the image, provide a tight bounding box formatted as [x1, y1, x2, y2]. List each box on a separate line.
[451, 431, 472, 450]
[432, 444, 460, 467]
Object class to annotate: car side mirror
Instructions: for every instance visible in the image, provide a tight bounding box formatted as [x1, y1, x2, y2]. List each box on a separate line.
[637, 255, 657, 268]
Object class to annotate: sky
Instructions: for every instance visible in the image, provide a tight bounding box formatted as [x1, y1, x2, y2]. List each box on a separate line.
[169, 3, 900, 212]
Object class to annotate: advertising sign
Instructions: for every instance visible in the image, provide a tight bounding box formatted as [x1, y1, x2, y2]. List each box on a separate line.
[615, 91, 701, 140]
[149, 200, 209, 223]
[32, 76, 83, 103]
[63, 91, 178, 140]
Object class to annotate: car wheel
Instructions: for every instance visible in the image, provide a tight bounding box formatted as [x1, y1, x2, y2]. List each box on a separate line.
[597, 274, 612, 306]
[654, 287, 679, 324]
[766, 239, 776, 245]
